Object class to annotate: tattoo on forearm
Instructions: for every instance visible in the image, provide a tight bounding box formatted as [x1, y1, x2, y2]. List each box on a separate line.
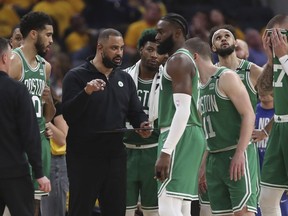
[257, 64, 273, 92]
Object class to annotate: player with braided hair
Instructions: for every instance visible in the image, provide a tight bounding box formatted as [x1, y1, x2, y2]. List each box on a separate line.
[155, 13, 206, 216]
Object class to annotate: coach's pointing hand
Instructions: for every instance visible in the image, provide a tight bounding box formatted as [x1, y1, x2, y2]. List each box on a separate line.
[85, 79, 106, 95]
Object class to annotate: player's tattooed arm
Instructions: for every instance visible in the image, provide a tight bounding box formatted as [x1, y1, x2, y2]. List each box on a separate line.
[256, 63, 273, 92]
[257, 28, 273, 93]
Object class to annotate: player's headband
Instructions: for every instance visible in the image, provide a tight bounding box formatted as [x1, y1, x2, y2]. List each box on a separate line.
[211, 29, 235, 45]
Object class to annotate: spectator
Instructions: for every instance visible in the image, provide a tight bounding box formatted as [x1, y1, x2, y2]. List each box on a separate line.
[124, 1, 163, 64]
[245, 28, 268, 67]
[42, 93, 69, 216]
[64, 14, 95, 54]
[0, 0, 20, 38]
[235, 39, 249, 60]
[209, 8, 245, 40]
[32, 0, 75, 37]
[4, 0, 36, 16]
[9, 25, 23, 49]
[189, 11, 210, 42]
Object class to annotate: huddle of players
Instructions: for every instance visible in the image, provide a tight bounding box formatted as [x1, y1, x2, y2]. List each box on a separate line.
[5, 9, 288, 216]
[126, 13, 288, 216]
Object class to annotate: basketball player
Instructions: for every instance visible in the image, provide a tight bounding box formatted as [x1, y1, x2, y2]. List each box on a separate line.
[123, 28, 164, 216]
[155, 13, 206, 216]
[256, 14, 288, 216]
[186, 37, 258, 216]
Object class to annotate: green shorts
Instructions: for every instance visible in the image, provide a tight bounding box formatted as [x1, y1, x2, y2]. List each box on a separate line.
[261, 122, 288, 189]
[206, 144, 259, 215]
[199, 190, 210, 206]
[31, 133, 51, 197]
[158, 126, 205, 200]
[126, 146, 158, 210]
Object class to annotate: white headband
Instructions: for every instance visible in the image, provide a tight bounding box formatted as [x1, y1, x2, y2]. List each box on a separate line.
[211, 29, 234, 45]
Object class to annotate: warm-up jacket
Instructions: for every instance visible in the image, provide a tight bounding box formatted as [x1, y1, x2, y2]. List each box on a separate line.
[0, 71, 43, 179]
[62, 60, 148, 156]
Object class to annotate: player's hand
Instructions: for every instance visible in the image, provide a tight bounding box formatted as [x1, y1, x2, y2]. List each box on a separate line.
[45, 123, 53, 139]
[84, 79, 106, 95]
[252, 129, 267, 142]
[263, 29, 273, 65]
[37, 176, 51, 192]
[230, 150, 245, 181]
[271, 28, 288, 58]
[155, 152, 171, 182]
[136, 121, 152, 138]
[198, 161, 207, 194]
[42, 85, 53, 105]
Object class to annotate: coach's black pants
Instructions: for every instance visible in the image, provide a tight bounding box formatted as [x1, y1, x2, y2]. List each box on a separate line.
[0, 175, 34, 216]
[67, 150, 127, 216]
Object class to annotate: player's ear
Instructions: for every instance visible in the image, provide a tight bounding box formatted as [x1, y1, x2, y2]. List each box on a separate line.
[211, 45, 216, 53]
[30, 30, 38, 40]
[97, 43, 103, 52]
[175, 28, 182, 38]
[139, 47, 143, 56]
[193, 52, 198, 61]
[1, 53, 6, 64]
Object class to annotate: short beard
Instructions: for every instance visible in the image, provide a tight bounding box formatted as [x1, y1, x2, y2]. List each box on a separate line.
[102, 53, 121, 69]
[216, 45, 235, 57]
[146, 64, 159, 73]
[35, 37, 46, 57]
[143, 59, 159, 72]
[157, 35, 174, 55]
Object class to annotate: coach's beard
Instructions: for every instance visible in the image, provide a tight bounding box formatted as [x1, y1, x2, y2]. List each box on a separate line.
[102, 53, 121, 69]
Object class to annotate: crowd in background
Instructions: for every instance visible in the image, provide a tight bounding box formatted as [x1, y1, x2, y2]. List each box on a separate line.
[0, 0, 275, 100]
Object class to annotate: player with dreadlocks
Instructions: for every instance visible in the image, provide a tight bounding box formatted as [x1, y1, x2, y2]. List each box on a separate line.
[155, 13, 206, 216]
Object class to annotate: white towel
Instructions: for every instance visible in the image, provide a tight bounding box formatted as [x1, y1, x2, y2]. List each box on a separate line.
[124, 60, 162, 125]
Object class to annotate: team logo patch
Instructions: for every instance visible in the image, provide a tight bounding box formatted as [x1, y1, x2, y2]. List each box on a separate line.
[209, 83, 215, 90]
[39, 69, 44, 76]
[118, 81, 124, 87]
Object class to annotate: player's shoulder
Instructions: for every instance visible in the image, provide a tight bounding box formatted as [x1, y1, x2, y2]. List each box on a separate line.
[167, 52, 194, 71]
[220, 68, 240, 81]
[169, 51, 189, 63]
[9, 50, 22, 80]
[43, 58, 51, 71]
[11, 49, 22, 64]
[249, 61, 263, 73]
